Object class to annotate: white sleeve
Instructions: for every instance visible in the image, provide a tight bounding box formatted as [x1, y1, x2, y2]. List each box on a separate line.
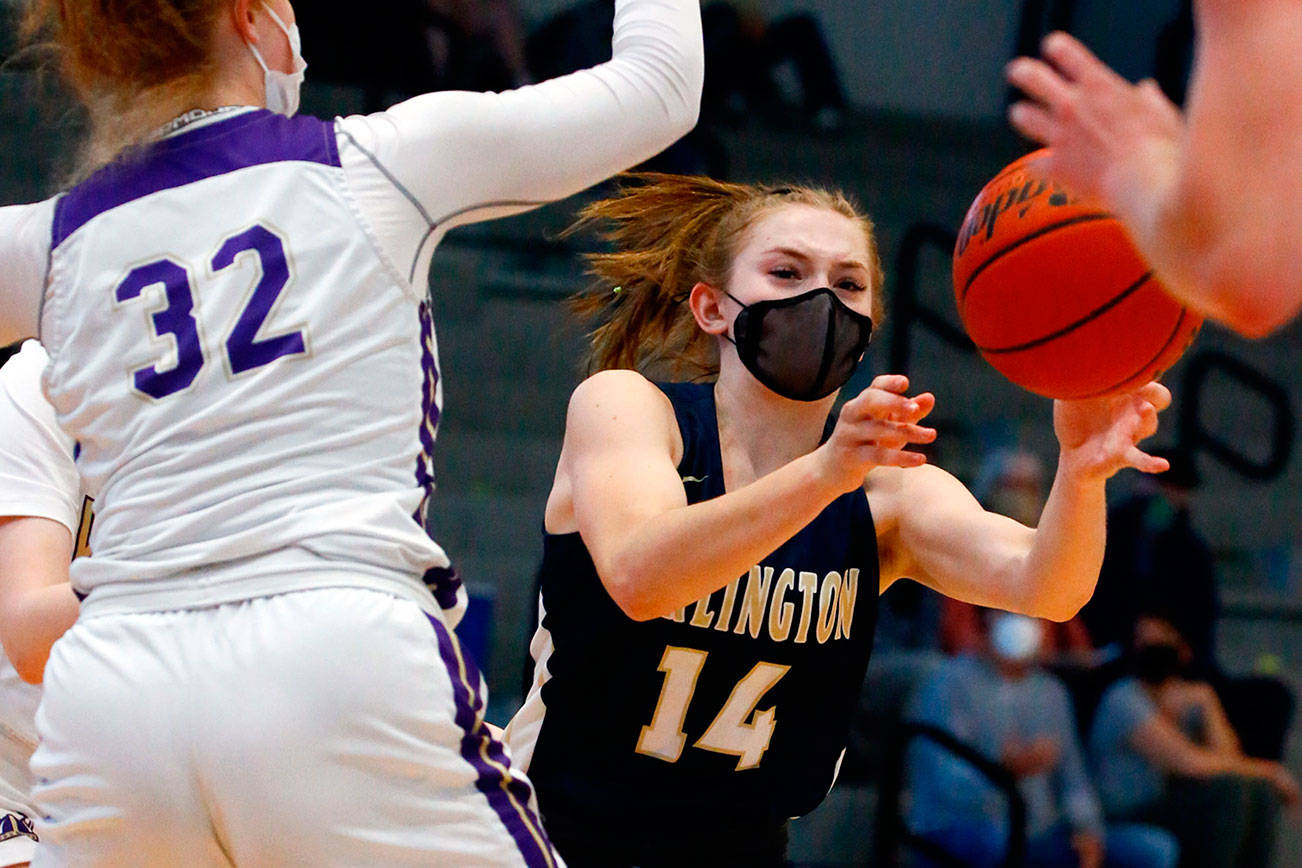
[0, 341, 81, 532]
[0, 200, 55, 347]
[336, 0, 703, 285]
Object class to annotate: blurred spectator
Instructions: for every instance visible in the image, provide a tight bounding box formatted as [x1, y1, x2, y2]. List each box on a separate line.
[1082, 448, 1217, 672]
[425, 0, 532, 91]
[701, 1, 848, 131]
[1083, 447, 1294, 760]
[526, 0, 724, 176]
[296, 0, 441, 111]
[907, 612, 1178, 868]
[1089, 615, 1300, 868]
[296, 0, 531, 112]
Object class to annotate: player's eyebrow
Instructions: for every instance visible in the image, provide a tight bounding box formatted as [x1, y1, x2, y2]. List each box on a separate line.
[764, 247, 869, 273]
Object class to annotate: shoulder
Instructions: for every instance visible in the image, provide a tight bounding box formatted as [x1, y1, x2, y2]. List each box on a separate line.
[0, 342, 51, 412]
[564, 370, 682, 456]
[567, 369, 676, 420]
[1098, 678, 1157, 726]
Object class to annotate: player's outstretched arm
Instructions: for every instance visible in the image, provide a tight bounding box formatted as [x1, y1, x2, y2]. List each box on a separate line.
[1007, 5, 1302, 337]
[561, 371, 934, 621]
[878, 382, 1170, 622]
[0, 517, 77, 683]
[344, 0, 704, 235]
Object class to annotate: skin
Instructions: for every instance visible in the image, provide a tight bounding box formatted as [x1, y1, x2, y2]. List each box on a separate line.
[197, 0, 301, 113]
[545, 203, 1171, 625]
[0, 516, 78, 684]
[1005, 2, 1302, 337]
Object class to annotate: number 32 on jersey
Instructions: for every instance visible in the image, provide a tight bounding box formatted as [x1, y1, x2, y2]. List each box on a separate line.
[113, 223, 307, 400]
[636, 645, 789, 771]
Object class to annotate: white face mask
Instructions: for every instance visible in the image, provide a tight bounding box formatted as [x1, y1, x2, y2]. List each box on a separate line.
[989, 613, 1043, 663]
[246, 3, 306, 117]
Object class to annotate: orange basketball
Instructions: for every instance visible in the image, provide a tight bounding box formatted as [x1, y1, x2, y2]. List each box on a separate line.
[953, 149, 1201, 400]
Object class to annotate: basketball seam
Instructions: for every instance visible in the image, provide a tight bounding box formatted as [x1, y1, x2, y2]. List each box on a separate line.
[959, 213, 1113, 303]
[975, 271, 1155, 354]
[1073, 307, 1193, 400]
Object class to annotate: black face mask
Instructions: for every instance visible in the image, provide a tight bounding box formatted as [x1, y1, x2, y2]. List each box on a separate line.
[725, 287, 874, 402]
[1133, 643, 1183, 684]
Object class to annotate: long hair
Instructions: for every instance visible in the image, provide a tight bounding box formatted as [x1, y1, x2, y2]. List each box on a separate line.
[20, 0, 227, 173]
[569, 173, 884, 377]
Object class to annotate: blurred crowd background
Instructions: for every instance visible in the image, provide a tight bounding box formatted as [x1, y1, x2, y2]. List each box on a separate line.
[2, 1, 1300, 865]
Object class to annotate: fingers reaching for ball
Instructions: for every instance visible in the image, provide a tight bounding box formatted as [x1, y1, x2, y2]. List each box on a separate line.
[1053, 380, 1173, 482]
[816, 375, 939, 492]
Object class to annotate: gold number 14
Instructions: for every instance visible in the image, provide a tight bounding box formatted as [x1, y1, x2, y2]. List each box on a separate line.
[635, 645, 790, 771]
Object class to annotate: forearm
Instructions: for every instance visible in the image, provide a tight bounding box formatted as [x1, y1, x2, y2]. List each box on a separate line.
[598, 452, 844, 620]
[1014, 459, 1106, 621]
[1130, 1, 1302, 336]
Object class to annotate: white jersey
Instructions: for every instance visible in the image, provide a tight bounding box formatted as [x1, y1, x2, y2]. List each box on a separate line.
[0, 341, 81, 826]
[0, 0, 703, 619]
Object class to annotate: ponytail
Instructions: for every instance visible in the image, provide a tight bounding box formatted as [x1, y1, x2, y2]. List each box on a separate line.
[21, 0, 227, 173]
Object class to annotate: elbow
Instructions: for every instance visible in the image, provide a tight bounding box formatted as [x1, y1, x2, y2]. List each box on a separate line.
[13, 653, 45, 685]
[604, 573, 664, 622]
[1020, 583, 1090, 624]
[4, 641, 46, 685]
[600, 556, 668, 622]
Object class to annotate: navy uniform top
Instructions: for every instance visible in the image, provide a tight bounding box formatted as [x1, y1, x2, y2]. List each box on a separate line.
[511, 381, 879, 862]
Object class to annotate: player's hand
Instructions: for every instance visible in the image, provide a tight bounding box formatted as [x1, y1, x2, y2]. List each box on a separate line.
[814, 375, 936, 493]
[1005, 32, 1184, 221]
[1053, 381, 1171, 483]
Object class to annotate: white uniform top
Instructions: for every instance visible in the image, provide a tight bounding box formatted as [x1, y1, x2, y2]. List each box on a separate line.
[0, 0, 702, 620]
[0, 341, 82, 821]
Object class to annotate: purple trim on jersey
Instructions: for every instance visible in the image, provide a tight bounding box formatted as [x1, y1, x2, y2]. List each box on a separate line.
[422, 565, 463, 612]
[52, 110, 341, 249]
[415, 301, 440, 506]
[425, 613, 555, 868]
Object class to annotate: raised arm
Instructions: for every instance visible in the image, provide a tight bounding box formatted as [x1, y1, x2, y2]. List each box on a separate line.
[340, 0, 703, 235]
[560, 371, 933, 621]
[1006, 1, 1302, 336]
[877, 383, 1170, 621]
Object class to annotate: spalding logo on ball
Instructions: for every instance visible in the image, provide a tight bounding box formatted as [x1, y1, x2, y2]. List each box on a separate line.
[953, 149, 1201, 400]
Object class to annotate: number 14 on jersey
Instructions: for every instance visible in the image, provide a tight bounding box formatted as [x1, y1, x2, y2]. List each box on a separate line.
[636, 645, 789, 771]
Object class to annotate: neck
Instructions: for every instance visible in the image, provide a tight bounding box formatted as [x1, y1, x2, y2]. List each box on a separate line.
[713, 357, 834, 485]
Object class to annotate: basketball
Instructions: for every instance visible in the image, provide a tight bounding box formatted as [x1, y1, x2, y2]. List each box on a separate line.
[952, 149, 1201, 400]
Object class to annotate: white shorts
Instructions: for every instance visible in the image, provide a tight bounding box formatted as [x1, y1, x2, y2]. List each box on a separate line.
[30, 588, 561, 867]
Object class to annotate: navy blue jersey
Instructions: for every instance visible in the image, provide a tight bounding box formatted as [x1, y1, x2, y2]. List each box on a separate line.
[509, 381, 879, 860]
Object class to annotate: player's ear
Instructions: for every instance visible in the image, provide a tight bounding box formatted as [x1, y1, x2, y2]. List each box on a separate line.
[230, 0, 259, 43]
[689, 282, 730, 336]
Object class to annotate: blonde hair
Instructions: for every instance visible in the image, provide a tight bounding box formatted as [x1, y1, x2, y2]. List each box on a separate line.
[569, 173, 885, 377]
[21, 0, 227, 173]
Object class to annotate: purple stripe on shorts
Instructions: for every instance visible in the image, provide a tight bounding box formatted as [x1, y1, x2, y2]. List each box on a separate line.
[53, 110, 341, 249]
[425, 614, 555, 868]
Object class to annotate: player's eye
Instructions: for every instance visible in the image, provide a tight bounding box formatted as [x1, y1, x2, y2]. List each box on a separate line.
[837, 279, 867, 292]
[770, 267, 800, 280]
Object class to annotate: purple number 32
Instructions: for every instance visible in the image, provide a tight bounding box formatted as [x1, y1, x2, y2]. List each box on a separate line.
[114, 224, 305, 399]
